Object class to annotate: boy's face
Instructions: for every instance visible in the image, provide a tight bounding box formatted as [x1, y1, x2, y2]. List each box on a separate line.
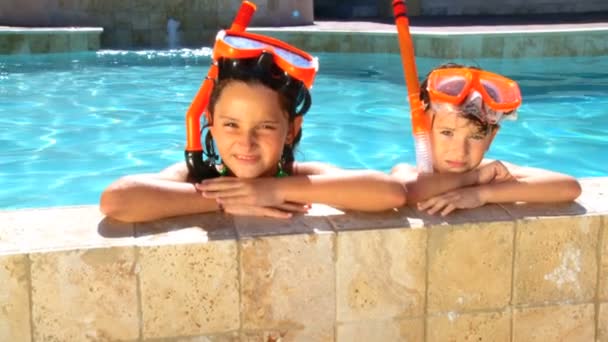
[430, 108, 497, 173]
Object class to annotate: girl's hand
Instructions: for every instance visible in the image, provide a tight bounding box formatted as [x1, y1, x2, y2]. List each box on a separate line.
[417, 187, 486, 216]
[220, 203, 309, 219]
[196, 177, 310, 212]
[476, 160, 514, 184]
[196, 177, 283, 206]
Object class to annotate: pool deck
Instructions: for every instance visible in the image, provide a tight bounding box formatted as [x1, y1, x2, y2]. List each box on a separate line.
[1, 13, 608, 55]
[259, 13, 608, 33]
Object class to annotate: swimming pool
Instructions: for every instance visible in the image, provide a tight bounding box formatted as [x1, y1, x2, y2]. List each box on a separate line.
[1, 51, 607, 209]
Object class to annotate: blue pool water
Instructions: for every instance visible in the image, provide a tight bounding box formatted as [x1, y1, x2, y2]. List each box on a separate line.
[1, 51, 607, 209]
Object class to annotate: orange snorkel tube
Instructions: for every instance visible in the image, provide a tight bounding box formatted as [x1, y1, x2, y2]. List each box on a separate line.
[185, 1, 256, 179]
[392, 0, 433, 173]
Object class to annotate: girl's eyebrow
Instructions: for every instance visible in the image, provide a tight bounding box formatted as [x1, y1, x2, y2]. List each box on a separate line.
[216, 114, 239, 121]
[216, 114, 280, 124]
[436, 126, 455, 130]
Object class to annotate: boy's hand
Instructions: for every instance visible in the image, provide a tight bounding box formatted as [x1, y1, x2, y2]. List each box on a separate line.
[418, 186, 486, 216]
[476, 161, 514, 184]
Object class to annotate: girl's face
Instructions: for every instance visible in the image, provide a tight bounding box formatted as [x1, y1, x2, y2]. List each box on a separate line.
[209, 81, 302, 178]
[430, 108, 497, 173]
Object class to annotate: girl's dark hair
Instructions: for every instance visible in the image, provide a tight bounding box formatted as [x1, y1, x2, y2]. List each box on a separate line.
[420, 63, 497, 135]
[197, 54, 312, 179]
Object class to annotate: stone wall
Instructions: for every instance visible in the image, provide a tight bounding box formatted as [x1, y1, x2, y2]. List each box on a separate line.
[0, 0, 314, 48]
[420, 0, 608, 15]
[1, 177, 607, 341]
[314, 0, 608, 17]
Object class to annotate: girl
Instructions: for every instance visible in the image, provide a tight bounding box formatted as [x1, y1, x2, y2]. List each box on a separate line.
[100, 32, 406, 222]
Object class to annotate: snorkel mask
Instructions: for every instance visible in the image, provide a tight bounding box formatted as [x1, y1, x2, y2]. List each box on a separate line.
[184, 1, 318, 181]
[426, 67, 522, 125]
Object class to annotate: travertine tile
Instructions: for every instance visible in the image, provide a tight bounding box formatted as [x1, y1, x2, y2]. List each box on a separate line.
[240, 327, 334, 342]
[336, 228, 426, 321]
[30, 247, 139, 341]
[542, 35, 582, 57]
[503, 35, 544, 58]
[0, 206, 134, 254]
[427, 310, 510, 342]
[149, 332, 239, 341]
[135, 212, 236, 244]
[0, 254, 31, 342]
[69, 33, 89, 51]
[583, 33, 608, 56]
[240, 233, 335, 340]
[599, 302, 608, 342]
[28, 34, 50, 53]
[427, 222, 514, 313]
[600, 216, 608, 301]
[139, 241, 239, 338]
[500, 201, 588, 219]
[329, 207, 415, 232]
[336, 318, 423, 342]
[412, 35, 433, 58]
[481, 36, 505, 58]
[413, 203, 512, 227]
[234, 209, 333, 238]
[461, 34, 483, 59]
[513, 216, 599, 305]
[49, 34, 70, 53]
[577, 177, 608, 214]
[513, 304, 595, 341]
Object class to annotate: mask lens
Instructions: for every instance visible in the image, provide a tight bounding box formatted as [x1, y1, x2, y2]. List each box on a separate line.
[435, 76, 467, 96]
[224, 35, 312, 68]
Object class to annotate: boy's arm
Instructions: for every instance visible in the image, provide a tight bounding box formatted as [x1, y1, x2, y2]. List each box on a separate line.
[391, 163, 479, 203]
[478, 163, 582, 203]
[391, 160, 517, 204]
[99, 162, 221, 222]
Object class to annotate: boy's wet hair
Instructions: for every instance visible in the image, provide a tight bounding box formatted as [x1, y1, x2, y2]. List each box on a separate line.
[420, 62, 498, 136]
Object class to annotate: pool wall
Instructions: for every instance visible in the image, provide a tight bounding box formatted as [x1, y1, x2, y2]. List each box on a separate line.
[0, 0, 314, 49]
[1, 177, 607, 341]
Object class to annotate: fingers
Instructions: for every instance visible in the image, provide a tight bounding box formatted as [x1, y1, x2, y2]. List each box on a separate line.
[418, 194, 458, 216]
[440, 203, 457, 216]
[223, 205, 293, 219]
[195, 178, 244, 192]
[274, 202, 310, 213]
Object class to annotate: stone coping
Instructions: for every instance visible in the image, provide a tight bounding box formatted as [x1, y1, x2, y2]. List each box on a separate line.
[1, 177, 607, 340]
[252, 20, 608, 34]
[0, 26, 103, 34]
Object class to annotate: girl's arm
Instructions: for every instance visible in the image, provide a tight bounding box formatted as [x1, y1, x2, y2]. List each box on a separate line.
[99, 162, 221, 222]
[478, 162, 581, 203]
[275, 171, 407, 211]
[199, 162, 407, 212]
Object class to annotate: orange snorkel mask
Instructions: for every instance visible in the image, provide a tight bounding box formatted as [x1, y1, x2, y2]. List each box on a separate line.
[426, 67, 522, 124]
[184, 1, 318, 181]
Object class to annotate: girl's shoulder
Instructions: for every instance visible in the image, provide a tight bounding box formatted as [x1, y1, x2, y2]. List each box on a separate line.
[158, 162, 190, 181]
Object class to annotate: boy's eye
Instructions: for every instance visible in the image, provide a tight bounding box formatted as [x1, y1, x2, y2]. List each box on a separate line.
[470, 134, 485, 140]
[440, 130, 453, 137]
